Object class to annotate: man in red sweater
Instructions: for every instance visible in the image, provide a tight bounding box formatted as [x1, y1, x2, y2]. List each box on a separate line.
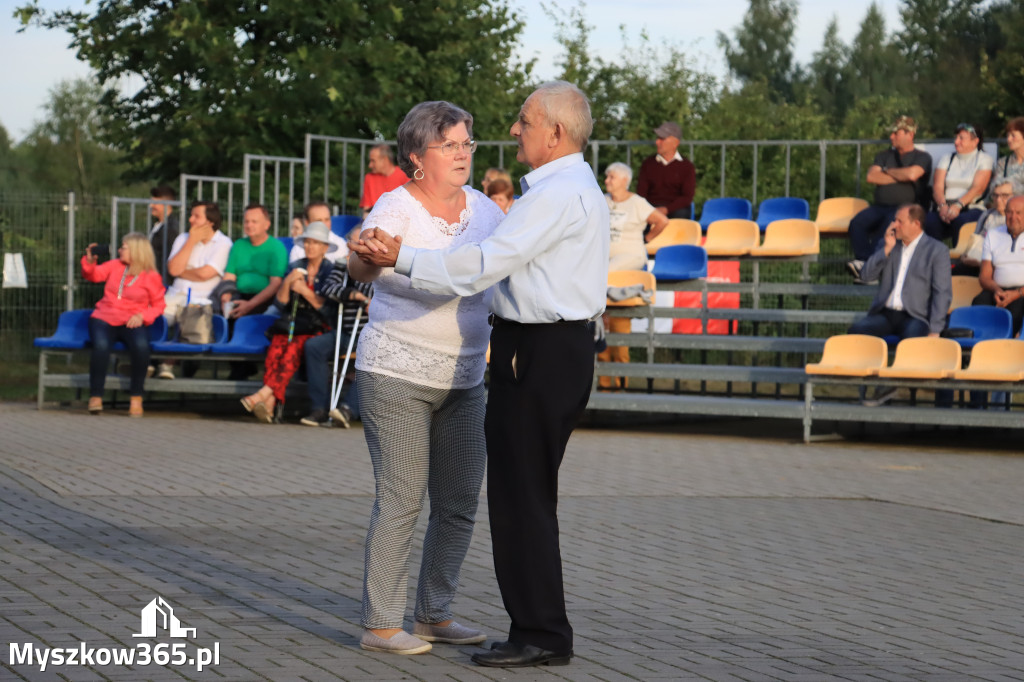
[636, 121, 696, 220]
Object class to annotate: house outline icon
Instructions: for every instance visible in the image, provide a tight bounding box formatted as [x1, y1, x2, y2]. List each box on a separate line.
[132, 596, 196, 638]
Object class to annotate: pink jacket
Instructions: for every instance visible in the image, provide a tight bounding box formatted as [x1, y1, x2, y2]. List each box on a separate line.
[81, 256, 166, 326]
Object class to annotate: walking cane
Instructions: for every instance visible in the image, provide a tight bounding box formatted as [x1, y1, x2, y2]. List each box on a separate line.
[286, 268, 307, 342]
[330, 303, 363, 415]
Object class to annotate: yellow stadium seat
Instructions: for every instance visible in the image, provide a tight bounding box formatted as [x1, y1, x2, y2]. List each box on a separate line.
[953, 339, 1024, 381]
[876, 337, 962, 379]
[749, 219, 820, 256]
[805, 334, 889, 377]
[607, 270, 656, 307]
[703, 219, 760, 256]
[646, 219, 701, 256]
[949, 275, 982, 313]
[948, 221, 978, 259]
[815, 197, 869, 235]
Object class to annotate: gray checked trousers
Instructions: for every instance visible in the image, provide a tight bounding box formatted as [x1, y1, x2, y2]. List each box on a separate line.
[357, 369, 487, 629]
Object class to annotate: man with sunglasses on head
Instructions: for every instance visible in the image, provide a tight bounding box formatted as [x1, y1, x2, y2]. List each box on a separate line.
[847, 115, 933, 283]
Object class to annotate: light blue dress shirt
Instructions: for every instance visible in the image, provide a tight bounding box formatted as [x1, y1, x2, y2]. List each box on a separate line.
[394, 152, 610, 323]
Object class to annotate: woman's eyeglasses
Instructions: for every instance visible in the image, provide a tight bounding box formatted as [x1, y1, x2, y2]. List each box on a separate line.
[427, 140, 477, 155]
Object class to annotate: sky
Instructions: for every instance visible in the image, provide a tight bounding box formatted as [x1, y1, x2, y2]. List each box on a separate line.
[0, 0, 903, 143]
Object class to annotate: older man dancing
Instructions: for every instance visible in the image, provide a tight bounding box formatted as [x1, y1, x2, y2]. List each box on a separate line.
[350, 81, 609, 668]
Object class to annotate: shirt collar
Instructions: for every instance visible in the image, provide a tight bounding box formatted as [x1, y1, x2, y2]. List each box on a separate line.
[520, 152, 585, 194]
[902, 231, 924, 252]
[657, 152, 683, 165]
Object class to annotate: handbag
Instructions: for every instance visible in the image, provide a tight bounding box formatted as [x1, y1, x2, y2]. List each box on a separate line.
[267, 299, 328, 337]
[962, 233, 984, 264]
[178, 303, 214, 344]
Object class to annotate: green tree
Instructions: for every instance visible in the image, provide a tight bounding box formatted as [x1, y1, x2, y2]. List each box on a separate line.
[981, 0, 1024, 127]
[717, 0, 799, 101]
[17, 0, 533, 183]
[895, 0, 989, 134]
[843, 4, 905, 105]
[808, 17, 849, 125]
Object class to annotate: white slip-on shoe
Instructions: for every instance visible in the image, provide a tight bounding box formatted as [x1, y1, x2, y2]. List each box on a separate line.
[413, 621, 486, 644]
[360, 630, 432, 654]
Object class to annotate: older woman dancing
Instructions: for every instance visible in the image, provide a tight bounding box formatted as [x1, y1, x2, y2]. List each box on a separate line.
[348, 101, 505, 655]
[81, 233, 166, 416]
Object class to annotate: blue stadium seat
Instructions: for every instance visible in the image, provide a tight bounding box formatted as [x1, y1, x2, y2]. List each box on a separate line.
[756, 197, 810, 231]
[947, 306, 1013, 349]
[330, 215, 362, 239]
[699, 197, 752, 229]
[209, 314, 276, 355]
[33, 309, 93, 349]
[650, 245, 708, 281]
[278, 236, 294, 254]
[152, 314, 228, 353]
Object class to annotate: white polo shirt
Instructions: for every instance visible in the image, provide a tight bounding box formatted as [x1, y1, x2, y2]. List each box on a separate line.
[981, 226, 1024, 289]
[164, 230, 233, 303]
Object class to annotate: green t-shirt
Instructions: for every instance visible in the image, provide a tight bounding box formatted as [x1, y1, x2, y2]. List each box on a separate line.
[225, 237, 288, 294]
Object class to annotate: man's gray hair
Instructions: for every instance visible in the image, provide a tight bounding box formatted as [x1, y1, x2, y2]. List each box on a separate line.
[605, 162, 632, 185]
[532, 81, 593, 151]
[372, 143, 395, 163]
[396, 101, 474, 177]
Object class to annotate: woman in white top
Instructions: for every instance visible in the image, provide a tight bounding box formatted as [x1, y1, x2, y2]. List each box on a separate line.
[597, 162, 668, 388]
[926, 122, 994, 241]
[347, 101, 504, 655]
[990, 117, 1024, 196]
[603, 162, 669, 271]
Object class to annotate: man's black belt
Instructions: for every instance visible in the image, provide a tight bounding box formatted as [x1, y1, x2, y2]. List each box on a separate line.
[489, 314, 588, 327]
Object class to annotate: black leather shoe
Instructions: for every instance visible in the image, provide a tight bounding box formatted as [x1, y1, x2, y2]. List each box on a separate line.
[471, 642, 572, 668]
[489, 640, 509, 650]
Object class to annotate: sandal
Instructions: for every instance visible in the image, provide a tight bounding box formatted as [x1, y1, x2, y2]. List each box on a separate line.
[88, 398, 103, 415]
[252, 401, 274, 424]
[240, 396, 258, 413]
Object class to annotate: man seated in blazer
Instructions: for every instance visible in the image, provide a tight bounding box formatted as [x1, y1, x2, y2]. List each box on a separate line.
[848, 203, 952, 406]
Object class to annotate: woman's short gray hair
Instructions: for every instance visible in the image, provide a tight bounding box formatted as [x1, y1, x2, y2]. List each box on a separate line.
[531, 81, 593, 150]
[605, 162, 632, 185]
[396, 101, 474, 176]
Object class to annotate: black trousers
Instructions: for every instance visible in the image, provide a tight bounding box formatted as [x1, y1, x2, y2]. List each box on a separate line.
[485, 318, 594, 653]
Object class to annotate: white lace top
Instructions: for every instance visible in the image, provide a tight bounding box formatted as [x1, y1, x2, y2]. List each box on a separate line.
[356, 185, 505, 389]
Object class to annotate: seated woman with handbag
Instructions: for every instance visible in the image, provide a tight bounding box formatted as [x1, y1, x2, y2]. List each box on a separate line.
[239, 221, 338, 423]
[81, 234, 166, 416]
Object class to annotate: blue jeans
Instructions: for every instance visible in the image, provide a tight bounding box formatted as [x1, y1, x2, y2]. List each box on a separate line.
[848, 205, 898, 261]
[848, 308, 930, 339]
[924, 208, 982, 242]
[89, 317, 151, 397]
[303, 330, 356, 411]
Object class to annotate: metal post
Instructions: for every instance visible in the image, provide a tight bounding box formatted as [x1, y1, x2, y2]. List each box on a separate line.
[303, 133, 312, 205]
[273, 161, 281, 236]
[785, 144, 791, 197]
[323, 140, 330, 201]
[288, 162, 296, 237]
[259, 160, 266, 206]
[751, 143, 758, 207]
[342, 142, 348, 211]
[720, 145, 726, 197]
[110, 196, 118, 249]
[66, 191, 75, 312]
[179, 175, 187, 212]
[855, 143, 863, 198]
[242, 154, 251, 207]
[819, 141, 827, 203]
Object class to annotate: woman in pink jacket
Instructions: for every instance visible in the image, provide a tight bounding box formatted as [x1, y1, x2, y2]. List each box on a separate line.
[81, 233, 166, 416]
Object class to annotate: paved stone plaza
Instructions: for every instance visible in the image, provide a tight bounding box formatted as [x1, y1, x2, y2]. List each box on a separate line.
[2, 400, 1023, 681]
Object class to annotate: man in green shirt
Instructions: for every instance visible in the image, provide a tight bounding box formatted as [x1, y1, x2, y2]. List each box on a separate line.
[219, 204, 288, 317]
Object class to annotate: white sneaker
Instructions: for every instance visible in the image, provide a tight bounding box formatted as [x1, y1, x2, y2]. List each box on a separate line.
[156, 363, 175, 380]
[146, 365, 155, 378]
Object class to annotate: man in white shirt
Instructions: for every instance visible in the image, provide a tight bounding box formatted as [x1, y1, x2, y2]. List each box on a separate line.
[350, 81, 609, 668]
[974, 195, 1024, 335]
[157, 201, 233, 378]
[847, 203, 952, 405]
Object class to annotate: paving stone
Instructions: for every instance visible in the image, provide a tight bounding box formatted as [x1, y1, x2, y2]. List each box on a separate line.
[2, 403, 1023, 680]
